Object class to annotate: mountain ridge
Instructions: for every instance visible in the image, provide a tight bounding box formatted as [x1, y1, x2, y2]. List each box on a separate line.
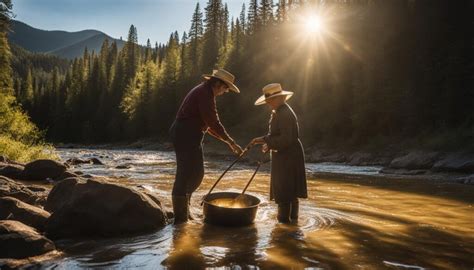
[8, 20, 125, 59]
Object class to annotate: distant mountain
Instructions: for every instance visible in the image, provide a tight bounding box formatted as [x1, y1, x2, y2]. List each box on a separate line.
[51, 33, 125, 59]
[8, 20, 125, 59]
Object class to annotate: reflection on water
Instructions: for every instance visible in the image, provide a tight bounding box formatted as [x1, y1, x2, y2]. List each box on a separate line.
[208, 197, 250, 208]
[37, 148, 474, 269]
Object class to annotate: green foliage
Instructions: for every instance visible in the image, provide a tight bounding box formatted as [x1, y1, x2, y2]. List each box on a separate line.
[0, 93, 57, 161]
[0, 134, 57, 163]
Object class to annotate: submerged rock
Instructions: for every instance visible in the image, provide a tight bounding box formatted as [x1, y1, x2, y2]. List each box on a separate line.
[89, 158, 104, 165]
[66, 157, 104, 166]
[45, 178, 168, 239]
[22, 160, 67, 181]
[0, 220, 55, 259]
[65, 158, 90, 166]
[0, 197, 50, 232]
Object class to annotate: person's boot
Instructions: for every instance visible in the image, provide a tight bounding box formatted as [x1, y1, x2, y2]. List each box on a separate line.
[172, 196, 188, 224]
[186, 193, 195, 220]
[290, 199, 299, 223]
[277, 202, 291, 223]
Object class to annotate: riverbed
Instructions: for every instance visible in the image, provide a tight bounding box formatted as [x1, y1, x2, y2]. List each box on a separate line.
[37, 148, 473, 269]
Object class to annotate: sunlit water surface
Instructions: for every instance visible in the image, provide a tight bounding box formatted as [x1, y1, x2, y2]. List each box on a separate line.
[35, 148, 474, 269]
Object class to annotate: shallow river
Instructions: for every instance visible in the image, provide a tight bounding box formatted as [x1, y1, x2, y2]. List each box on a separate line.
[38, 149, 473, 269]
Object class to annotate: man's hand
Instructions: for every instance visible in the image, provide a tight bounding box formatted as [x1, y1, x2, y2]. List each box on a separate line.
[229, 142, 244, 156]
[250, 136, 266, 146]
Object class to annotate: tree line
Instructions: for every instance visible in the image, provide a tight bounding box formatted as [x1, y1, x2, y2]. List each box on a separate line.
[9, 0, 474, 151]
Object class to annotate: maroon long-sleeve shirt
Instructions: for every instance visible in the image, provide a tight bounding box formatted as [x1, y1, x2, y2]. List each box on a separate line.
[176, 82, 232, 143]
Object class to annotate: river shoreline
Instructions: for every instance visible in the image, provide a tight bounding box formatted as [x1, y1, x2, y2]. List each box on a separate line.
[53, 140, 474, 185]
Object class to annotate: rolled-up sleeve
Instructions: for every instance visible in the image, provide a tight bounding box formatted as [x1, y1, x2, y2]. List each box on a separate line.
[264, 112, 297, 151]
[198, 92, 231, 142]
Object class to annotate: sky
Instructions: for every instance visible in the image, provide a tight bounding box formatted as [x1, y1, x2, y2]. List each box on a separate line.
[13, 0, 246, 45]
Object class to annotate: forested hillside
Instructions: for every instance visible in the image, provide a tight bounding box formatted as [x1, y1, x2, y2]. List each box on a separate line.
[9, 0, 474, 151]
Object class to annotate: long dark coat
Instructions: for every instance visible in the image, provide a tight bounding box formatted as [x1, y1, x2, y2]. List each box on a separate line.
[264, 103, 308, 203]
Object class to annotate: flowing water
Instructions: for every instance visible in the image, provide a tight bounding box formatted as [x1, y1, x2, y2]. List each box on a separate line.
[36, 148, 473, 269]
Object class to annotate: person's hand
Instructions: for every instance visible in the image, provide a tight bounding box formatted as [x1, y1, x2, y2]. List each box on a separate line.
[250, 136, 266, 146]
[229, 142, 244, 156]
[262, 143, 269, 153]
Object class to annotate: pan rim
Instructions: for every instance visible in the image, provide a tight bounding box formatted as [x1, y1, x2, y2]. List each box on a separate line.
[203, 191, 261, 209]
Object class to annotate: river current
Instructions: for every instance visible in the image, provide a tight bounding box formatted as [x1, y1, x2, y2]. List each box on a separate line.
[35, 148, 473, 269]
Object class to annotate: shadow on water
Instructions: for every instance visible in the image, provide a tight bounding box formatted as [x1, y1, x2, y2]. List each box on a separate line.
[332, 216, 474, 269]
[314, 175, 474, 204]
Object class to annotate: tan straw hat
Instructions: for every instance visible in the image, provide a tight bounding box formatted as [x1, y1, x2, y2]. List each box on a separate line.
[203, 69, 240, 93]
[254, 83, 294, 106]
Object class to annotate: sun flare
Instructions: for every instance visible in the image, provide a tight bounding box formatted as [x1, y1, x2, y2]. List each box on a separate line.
[304, 15, 323, 34]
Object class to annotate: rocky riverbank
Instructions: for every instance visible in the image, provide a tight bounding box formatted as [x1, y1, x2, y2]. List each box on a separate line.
[0, 157, 170, 269]
[55, 139, 474, 183]
[305, 148, 474, 183]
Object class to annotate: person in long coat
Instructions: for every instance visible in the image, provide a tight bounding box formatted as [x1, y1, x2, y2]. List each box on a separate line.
[250, 83, 307, 223]
[170, 69, 243, 224]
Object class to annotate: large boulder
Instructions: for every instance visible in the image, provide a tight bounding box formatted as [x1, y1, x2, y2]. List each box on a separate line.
[0, 176, 41, 205]
[0, 197, 50, 232]
[0, 164, 24, 180]
[22, 159, 67, 181]
[432, 153, 474, 173]
[389, 151, 440, 170]
[0, 220, 55, 259]
[43, 177, 78, 213]
[45, 178, 168, 239]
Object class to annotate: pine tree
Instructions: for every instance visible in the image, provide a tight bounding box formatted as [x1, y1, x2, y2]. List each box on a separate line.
[276, 0, 287, 23]
[221, 3, 229, 48]
[161, 32, 181, 85]
[188, 2, 204, 76]
[0, 0, 13, 95]
[22, 67, 33, 106]
[202, 0, 223, 70]
[124, 24, 140, 81]
[247, 0, 259, 35]
[145, 38, 152, 62]
[180, 31, 188, 79]
[259, 0, 274, 27]
[239, 3, 246, 34]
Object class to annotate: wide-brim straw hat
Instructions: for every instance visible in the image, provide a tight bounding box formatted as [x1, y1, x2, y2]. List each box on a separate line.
[254, 83, 293, 106]
[203, 69, 240, 93]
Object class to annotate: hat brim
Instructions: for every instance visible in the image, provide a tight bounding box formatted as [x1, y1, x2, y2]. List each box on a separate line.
[203, 74, 240, 93]
[254, 91, 294, 106]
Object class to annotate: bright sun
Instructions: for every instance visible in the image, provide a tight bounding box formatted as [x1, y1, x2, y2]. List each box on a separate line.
[304, 15, 323, 34]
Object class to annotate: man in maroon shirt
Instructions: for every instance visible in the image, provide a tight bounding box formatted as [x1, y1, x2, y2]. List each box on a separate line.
[169, 69, 243, 224]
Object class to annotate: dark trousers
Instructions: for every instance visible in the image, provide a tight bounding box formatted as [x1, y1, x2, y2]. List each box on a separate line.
[170, 120, 205, 196]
